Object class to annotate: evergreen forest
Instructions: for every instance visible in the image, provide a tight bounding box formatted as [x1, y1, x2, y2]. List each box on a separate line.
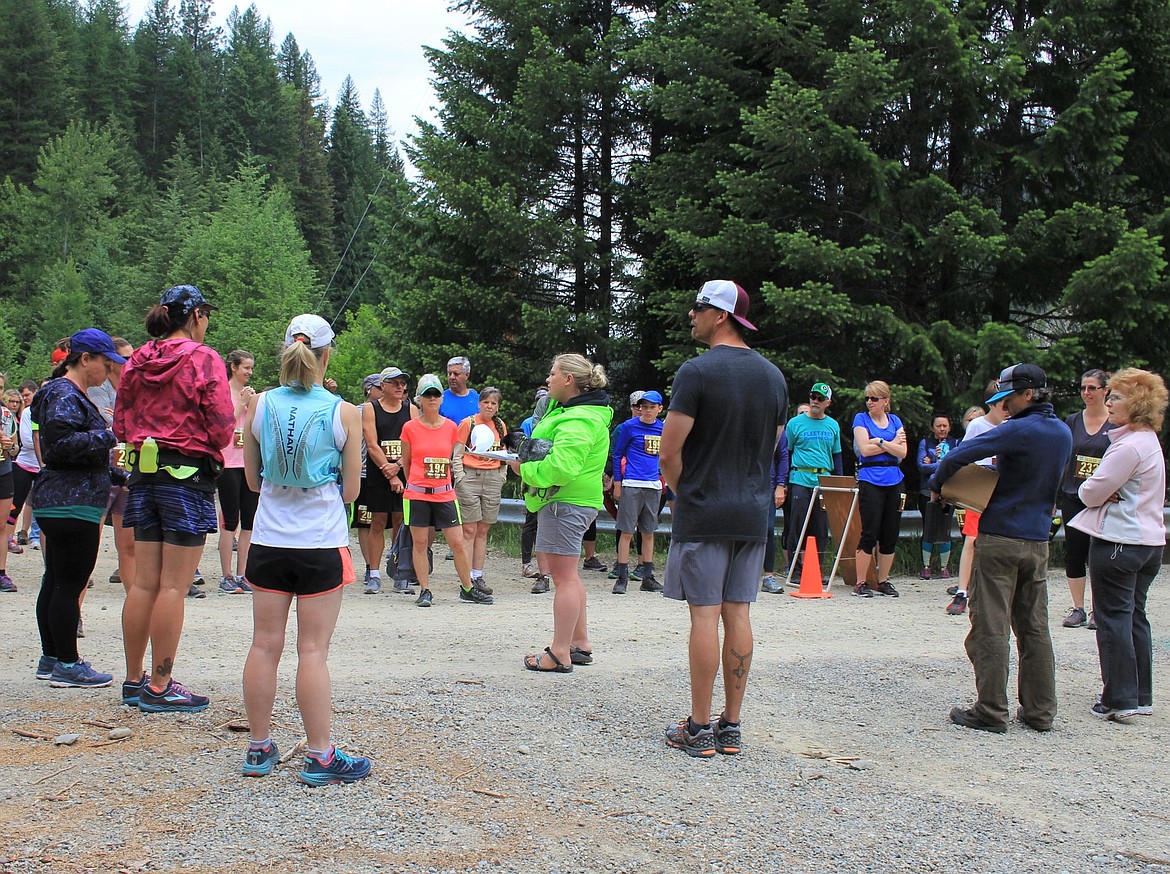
[3, 0, 1170, 443]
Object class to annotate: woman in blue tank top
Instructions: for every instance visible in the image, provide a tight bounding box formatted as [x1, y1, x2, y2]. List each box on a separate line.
[851, 380, 907, 597]
[239, 314, 371, 787]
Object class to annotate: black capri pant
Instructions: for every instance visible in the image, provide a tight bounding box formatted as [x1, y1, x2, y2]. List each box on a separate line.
[9, 465, 36, 524]
[1059, 492, 1090, 578]
[857, 480, 902, 555]
[36, 517, 101, 664]
[217, 467, 258, 532]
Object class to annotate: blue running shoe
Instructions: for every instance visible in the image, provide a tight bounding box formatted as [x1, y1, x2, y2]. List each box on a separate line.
[242, 741, 280, 777]
[138, 678, 210, 712]
[297, 748, 372, 786]
[122, 673, 150, 706]
[36, 655, 57, 680]
[49, 660, 113, 688]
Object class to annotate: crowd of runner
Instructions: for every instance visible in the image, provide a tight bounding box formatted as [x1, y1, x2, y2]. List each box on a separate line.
[6, 280, 1165, 780]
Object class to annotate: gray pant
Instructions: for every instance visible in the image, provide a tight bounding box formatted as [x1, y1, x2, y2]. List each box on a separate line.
[964, 533, 1057, 728]
[1088, 538, 1160, 710]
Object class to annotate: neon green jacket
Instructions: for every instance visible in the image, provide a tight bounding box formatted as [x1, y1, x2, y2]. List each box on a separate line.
[521, 389, 613, 512]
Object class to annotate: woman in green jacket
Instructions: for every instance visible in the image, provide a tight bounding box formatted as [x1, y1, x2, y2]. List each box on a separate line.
[513, 353, 613, 673]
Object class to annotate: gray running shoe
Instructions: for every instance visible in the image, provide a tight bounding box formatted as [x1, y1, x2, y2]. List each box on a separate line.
[471, 575, 493, 595]
[235, 576, 253, 593]
[415, 588, 433, 607]
[49, 660, 113, 688]
[187, 583, 206, 599]
[1062, 606, 1088, 628]
[364, 576, 382, 595]
[664, 718, 716, 758]
[219, 576, 244, 594]
[760, 575, 783, 594]
[530, 575, 550, 594]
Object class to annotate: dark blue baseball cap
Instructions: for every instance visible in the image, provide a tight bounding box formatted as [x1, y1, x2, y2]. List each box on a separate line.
[987, 363, 1047, 403]
[69, 328, 126, 364]
[160, 284, 216, 318]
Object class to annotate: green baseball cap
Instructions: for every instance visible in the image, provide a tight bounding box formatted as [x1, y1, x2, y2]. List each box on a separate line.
[810, 382, 832, 400]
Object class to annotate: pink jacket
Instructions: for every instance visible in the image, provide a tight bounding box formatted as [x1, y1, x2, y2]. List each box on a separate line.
[1070, 425, 1166, 546]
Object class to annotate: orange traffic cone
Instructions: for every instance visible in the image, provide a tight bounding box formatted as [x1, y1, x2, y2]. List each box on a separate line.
[789, 536, 832, 599]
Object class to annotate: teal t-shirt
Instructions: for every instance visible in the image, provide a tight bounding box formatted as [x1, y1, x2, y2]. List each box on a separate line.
[785, 413, 841, 488]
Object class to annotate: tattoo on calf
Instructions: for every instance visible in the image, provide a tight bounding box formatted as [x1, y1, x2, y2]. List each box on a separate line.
[730, 647, 752, 686]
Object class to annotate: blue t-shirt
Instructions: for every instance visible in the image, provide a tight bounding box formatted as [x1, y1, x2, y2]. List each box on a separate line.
[440, 389, 480, 425]
[612, 416, 664, 488]
[852, 411, 904, 487]
[785, 414, 842, 488]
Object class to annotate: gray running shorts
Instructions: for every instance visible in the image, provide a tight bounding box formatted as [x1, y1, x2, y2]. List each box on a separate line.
[616, 485, 662, 535]
[664, 540, 764, 606]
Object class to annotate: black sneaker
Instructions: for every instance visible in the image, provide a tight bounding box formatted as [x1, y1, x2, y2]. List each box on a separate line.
[612, 578, 628, 595]
[949, 706, 1007, 733]
[664, 718, 716, 758]
[459, 584, 494, 604]
[530, 575, 550, 594]
[415, 588, 433, 607]
[945, 592, 968, 615]
[852, 582, 873, 598]
[582, 556, 607, 572]
[187, 583, 206, 599]
[946, 584, 959, 596]
[873, 580, 899, 597]
[471, 576, 493, 595]
[714, 716, 742, 755]
[640, 575, 663, 592]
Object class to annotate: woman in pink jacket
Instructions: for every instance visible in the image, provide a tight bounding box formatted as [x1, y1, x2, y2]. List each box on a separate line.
[1069, 368, 1168, 722]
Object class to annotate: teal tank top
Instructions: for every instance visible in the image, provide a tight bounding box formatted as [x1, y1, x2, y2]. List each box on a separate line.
[259, 385, 343, 489]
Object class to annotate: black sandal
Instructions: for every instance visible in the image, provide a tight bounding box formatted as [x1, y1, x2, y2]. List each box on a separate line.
[569, 645, 593, 666]
[523, 646, 573, 673]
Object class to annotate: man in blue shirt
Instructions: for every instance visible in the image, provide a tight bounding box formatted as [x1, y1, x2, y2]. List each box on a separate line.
[439, 356, 479, 425]
[783, 382, 843, 583]
[611, 391, 665, 594]
[929, 363, 1072, 734]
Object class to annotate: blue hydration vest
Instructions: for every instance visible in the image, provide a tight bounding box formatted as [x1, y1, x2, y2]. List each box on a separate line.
[259, 385, 343, 489]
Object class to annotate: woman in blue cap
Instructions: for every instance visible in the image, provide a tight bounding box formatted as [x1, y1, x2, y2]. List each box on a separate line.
[31, 329, 126, 688]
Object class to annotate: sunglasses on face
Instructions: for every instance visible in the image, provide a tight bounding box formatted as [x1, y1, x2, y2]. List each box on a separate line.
[809, 394, 827, 402]
[1080, 385, 1103, 392]
[196, 308, 212, 319]
[421, 390, 442, 398]
[691, 301, 715, 312]
[865, 396, 884, 403]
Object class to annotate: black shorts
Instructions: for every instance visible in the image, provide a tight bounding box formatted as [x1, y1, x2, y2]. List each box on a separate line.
[360, 471, 403, 516]
[245, 543, 356, 597]
[404, 498, 461, 530]
[0, 470, 13, 501]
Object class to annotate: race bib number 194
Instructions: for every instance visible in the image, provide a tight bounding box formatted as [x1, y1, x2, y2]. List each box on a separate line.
[424, 457, 450, 479]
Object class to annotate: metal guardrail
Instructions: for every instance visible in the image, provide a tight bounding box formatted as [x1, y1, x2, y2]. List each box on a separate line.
[494, 497, 1170, 541]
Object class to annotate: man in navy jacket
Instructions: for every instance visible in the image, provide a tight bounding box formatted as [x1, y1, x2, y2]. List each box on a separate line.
[929, 364, 1072, 733]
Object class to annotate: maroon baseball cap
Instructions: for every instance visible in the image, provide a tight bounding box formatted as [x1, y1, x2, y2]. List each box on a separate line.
[695, 280, 757, 331]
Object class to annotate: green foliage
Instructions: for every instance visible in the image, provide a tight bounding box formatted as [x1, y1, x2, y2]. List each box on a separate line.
[167, 160, 319, 385]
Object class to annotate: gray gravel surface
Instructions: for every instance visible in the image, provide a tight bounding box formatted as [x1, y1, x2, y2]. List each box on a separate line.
[1, 534, 1167, 873]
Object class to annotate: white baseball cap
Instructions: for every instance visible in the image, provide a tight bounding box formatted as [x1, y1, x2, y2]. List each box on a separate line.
[285, 314, 335, 349]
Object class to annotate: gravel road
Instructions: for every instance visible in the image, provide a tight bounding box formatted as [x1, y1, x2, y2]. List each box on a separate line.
[1, 533, 1167, 873]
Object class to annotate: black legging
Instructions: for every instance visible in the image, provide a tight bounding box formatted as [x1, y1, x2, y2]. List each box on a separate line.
[36, 517, 101, 663]
[8, 464, 36, 525]
[521, 509, 538, 564]
[217, 467, 258, 531]
[1060, 492, 1090, 578]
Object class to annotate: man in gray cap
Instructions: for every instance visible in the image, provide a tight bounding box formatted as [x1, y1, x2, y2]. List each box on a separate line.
[929, 363, 1072, 733]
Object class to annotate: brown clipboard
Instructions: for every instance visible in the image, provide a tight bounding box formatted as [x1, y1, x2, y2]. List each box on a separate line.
[940, 463, 999, 513]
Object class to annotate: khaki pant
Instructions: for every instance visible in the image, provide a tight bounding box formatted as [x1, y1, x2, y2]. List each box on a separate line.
[964, 533, 1057, 728]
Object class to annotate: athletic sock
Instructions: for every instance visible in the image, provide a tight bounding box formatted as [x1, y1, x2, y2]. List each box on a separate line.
[641, 562, 654, 576]
[921, 548, 932, 567]
[369, 569, 380, 579]
[615, 562, 628, 580]
[718, 716, 740, 729]
[249, 737, 273, 751]
[306, 745, 333, 764]
[687, 716, 710, 735]
[471, 569, 483, 579]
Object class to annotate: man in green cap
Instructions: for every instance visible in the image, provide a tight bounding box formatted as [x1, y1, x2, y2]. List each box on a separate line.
[781, 382, 842, 582]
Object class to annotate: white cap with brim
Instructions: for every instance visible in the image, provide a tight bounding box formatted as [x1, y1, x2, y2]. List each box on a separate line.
[696, 280, 758, 331]
[285, 314, 334, 349]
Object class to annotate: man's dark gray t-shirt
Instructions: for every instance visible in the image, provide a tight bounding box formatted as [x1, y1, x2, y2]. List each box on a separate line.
[669, 345, 787, 542]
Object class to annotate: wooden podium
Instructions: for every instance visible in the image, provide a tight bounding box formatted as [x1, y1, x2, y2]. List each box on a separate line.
[818, 475, 876, 587]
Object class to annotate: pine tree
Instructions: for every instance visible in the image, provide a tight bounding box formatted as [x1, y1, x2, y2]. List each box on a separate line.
[0, 0, 72, 184]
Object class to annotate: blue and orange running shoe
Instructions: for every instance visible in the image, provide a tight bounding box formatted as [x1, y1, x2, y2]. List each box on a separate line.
[242, 741, 280, 777]
[298, 747, 372, 786]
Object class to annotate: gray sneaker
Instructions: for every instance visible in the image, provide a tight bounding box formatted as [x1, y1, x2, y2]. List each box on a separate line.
[219, 576, 244, 594]
[1062, 606, 1088, 628]
[761, 575, 783, 594]
[393, 578, 416, 595]
[714, 716, 742, 755]
[36, 655, 57, 680]
[664, 718, 716, 758]
[530, 574, 550, 594]
[471, 575, 493, 595]
[187, 583, 206, 599]
[235, 576, 253, 593]
[364, 575, 382, 595]
[49, 660, 113, 688]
